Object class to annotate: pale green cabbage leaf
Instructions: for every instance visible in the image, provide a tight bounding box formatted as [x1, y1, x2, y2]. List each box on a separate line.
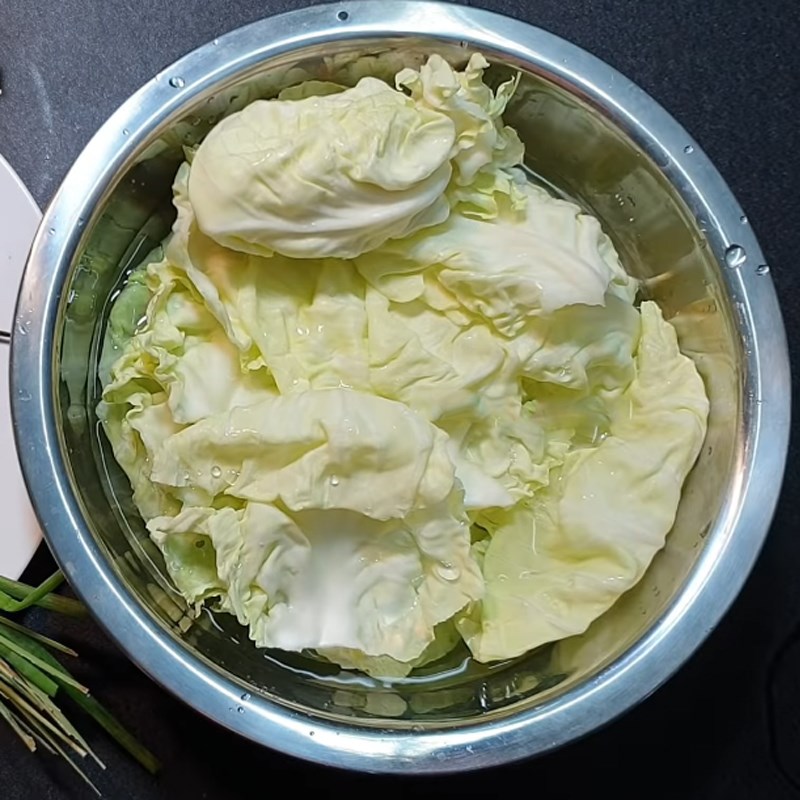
[145, 389, 483, 663]
[187, 53, 524, 262]
[355, 184, 636, 336]
[457, 301, 710, 662]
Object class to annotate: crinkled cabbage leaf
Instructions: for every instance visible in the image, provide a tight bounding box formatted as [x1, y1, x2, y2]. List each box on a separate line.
[189, 53, 522, 261]
[456, 302, 709, 661]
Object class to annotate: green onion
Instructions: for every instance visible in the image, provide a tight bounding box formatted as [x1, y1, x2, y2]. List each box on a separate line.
[0, 574, 87, 617]
[0, 616, 78, 657]
[0, 569, 160, 791]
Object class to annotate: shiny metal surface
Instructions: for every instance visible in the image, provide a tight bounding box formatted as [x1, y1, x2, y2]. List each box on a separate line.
[10, 0, 790, 772]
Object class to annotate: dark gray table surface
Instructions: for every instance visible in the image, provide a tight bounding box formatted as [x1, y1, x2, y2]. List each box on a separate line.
[1, 1, 799, 798]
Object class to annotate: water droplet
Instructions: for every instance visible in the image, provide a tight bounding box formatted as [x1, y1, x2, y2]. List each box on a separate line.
[740, 214, 748, 224]
[724, 244, 747, 269]
[213, 38, 220, 46]
[683, 144, 694, 154]
[17, 389, 31, 401]
[211, 465, 222, 478]
[169, 76, 186, 88]
[330, 475, 340, 487]
[48, 227, 55, 235]
[122, 128, 129, 136]
[240, 692, 251, 702]
[519, 570, 535, 579]
[16, 321, 28, 336]
[435, 562, 461, 582]
[756, 264, 770, 276]
[236, 706, 244, 714]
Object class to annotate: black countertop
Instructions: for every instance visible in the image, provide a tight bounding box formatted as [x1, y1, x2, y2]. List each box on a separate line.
[1, 1, 799, 798]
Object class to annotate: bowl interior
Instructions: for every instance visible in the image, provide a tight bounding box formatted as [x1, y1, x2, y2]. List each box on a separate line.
[54, 36, 739, 727]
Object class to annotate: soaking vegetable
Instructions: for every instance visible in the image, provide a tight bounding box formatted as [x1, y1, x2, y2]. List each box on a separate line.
[97, 53, 709, 677]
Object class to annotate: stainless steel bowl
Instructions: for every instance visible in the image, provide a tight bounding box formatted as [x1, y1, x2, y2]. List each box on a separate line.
[10, 1, 790, 772]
